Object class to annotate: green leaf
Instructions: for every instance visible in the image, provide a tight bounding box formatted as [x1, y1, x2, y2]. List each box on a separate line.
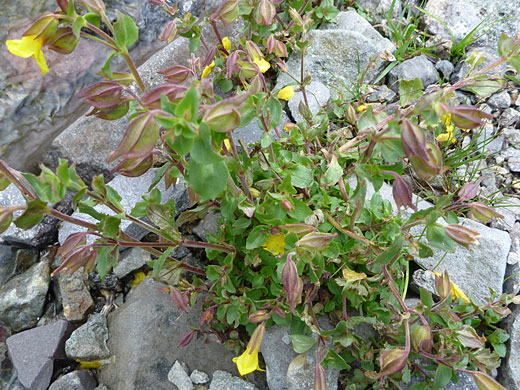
[417, 242, 434, 258]
[97, 246, 119, 279]
[433, 364, 453, 389]
[324, 349, 350, 370]
[191, 125, 223, 165]
[187, 159, 228, 202]
[151, 247, 173, 277]
[84, 12, 101, 27]
[510, 55, 520, 75]
[264, 96, 282, 129]
[261, 133, 272, 148]
[113, 11, 139, 50]
[287, 165, 313, 188]
[14, 199, 49, 229]
[246, 225, 267, 249]
[99, 215, 121, 239]
[426, 224, 456, 253]
[290, 334, 317, 353]
[399, 78, 423, 106]
[498, 33, 514, 56]
[322, 155, 343, 186]
[175, 85, 198, 121]
[420, 288, 434, 309]
[375, 235, 403, 264]
[171, 133, 194, 155]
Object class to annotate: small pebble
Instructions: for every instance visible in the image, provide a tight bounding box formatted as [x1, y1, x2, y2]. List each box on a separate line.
[190, 369, 210, 385]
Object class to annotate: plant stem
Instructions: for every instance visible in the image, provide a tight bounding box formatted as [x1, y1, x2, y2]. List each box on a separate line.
[227, 131, 254, 202]
[325, 211, 375, 247]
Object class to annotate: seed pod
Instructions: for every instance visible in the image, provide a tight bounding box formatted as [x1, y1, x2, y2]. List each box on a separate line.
[282, 253, 302, 313]
[211, 0, 239, 25]
[445, 224, 479, 249]
[400, 118, 428, 161]
[434, 270, 452, 299]
[256, 0, 276, 26]
[297, 232, 337, 249]
[458, 178, 483, 201]
[314, 362, 327, 390]
[471, 371, 507, 390]
[248, 310, 271, 323]
[169, 287, 189, 313]
[441, 103, 492, 130]
[411, 325, 432, 353]
[468, 202, 504, 223]
[23, 13, 59, 44]
[247, 322, 266, 352]
[158, 20, 177, 44]
[378, 348, 409, 377]
[77, 81, 123, 109]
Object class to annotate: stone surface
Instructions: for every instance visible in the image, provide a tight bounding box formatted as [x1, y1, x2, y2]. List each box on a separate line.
[356, 0, 402, 20]
[113, 247, 152, 278]
[500, 304, 520, 390]
[43, 19, 242, 181]
[276, 11, 395, 96]
[193, 210, 221, 242]
[366, 84, 396, 103]
[209, 370, 258, 390]
[98, 278, 243, 390]
[388, 55, 438, 91]
[0, 184, 59, 247]
[190, 369, 210, 385]
[48, 371, 97, 390]
[413, 218, 510, 304]
[287, 81, 330, 123]
[424, 0, 520, 49]
[1, 0, 226, 173]
[58, 169, 189, 246]
[59, 269, 94, 322]
[488, 91, 512, 109]
[0, 324, 13, 389]
[167, 361, 194, 390]
[6, 320, 70, 390]
[262, 325, 338, 390]
[435, 59, 454, 80]
[0, 260, 50, 331]
[0, 245, 18, 284]
[65, 313, 110, 361]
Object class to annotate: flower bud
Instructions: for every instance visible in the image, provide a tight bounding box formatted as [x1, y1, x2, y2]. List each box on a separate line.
[441, 103, 492, 130]
[203, 101, 240, 133]
[256, 0, 276, 26]
[248, 310, 271, 323]
[226, 51, 240, 77]
[237, 60, 259, 78]
[410, 141, 443, 181]
[158, 20, 177, 44]
[378, 348, 409, 377]
[266, 36, 288, 57]
[279, 223, 317, 234]
[23, 13, 59, 44]
[211, 0, 239, 25]
[158, 65, 194, 83]
[48, 27, 80, 54]
[247, 322, 265, 352]
[386, 172, 416, 211]
[288, 7, 304, 27]
[434, 270, 452, 299]
[468, 202, 504, 223]
[169, 287, 189, 313]
[79, 0, 105, 13]
[282, 253, 303, 313]
[57, 0, 71, 13]
[458, 178, 483, 201]
[445, 224, 479, 249]
[0, 208, 14, 234]
[471, 371, 507, 390]
[177, 329, 196, 347]
[77, 81, 123, 109]
[400, 118, 428, 161]
[281, 199, 295, 211]
[272, 305, 286, 318]
[411, 325, 432, 353]
[246, 41, 263, 63]
[297, 232, 337, 249]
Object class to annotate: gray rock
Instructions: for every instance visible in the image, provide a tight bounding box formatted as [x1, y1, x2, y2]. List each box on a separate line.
[425, 35, 453, 60]
[0, 184, 59, 247]
[49, 371, 97, 390]
[193, 210, 221, 242]
[113, 247, 152, 278]
[504, 261, 520, 295]
[233, 111, 291, 148]
[424, 0, 520, 49]
[365, 84, 396, 103]
[209, 370, 258, 390]
[506, 149, 520, 173]
[168, 361, 194, 390]
[490, 197, 520, 231]
[98, 278, 243, 390]
[58, 169, 189, 246]
[355, 0, 402, 20]
[452, 47, 508, 90]
[488, 91, 512, 109]
[65, 313, 110, 361]
[287, 81, 330, 123]
[190, 370, 210, 385]
[0, 245, 18, 284]
[0, 324, 14, 389]
[276, 11, 395, 95]
[0, 260, 50, 331]
[95, 385, 110, 390]
[262, 325, 338, 390]
[1, 0, 225, 173]
[43, 19, 242, 181]
[6, 320, 70, 390]
[388, 55, 438, 92]
[59, 269, 94, 322]
[499, 304, 520, 390]
[503, 127, 520, 146]
[435, 59, 454, 80]
[413, 218, 510, 304]
[500, 108, 520, 128]
[405, 370, 478, 389]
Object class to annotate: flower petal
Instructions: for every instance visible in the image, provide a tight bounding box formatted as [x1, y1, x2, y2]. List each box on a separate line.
[233, 347, 260, 375]
[262, 234, 285, 255]
[253, 57, 270, 73]
[278, 85, 294, 101]
[6, 35, 42, 58]
[32, 49, 49, 75]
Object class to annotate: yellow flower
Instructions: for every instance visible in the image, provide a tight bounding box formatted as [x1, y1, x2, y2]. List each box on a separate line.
[253, 57, 270, 73]
[233, 346, 264, 376]
[451, 281, 470, 304]
[262, 234, 285, 255]
[436, 132, 454, 143]
[342, 267, 367, 282]
[222, 36, 231, 51]
[357, 104, 368, 113]
[278, 85, 295, 101]
[132, 271, 146, 286]
[6, 35, 49, 75]
[202, 60, 215, 79]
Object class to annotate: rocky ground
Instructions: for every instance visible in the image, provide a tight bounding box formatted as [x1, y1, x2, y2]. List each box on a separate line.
[2, 0, 520, 389]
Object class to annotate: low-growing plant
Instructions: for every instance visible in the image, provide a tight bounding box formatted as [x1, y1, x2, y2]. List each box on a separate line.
[4, 0, 520, 389]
